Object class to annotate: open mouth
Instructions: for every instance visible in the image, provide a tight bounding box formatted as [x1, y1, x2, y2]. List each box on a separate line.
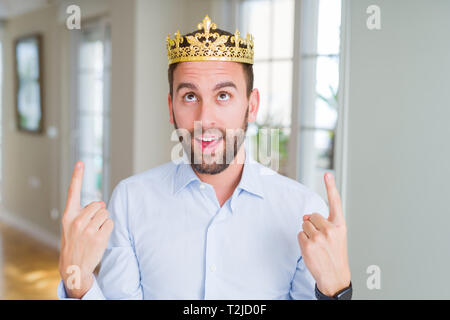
[194, 135, 223, 153]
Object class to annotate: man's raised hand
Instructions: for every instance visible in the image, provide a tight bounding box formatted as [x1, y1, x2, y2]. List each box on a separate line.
[59, 161, 114, 299]
[297, 173, 351, 297]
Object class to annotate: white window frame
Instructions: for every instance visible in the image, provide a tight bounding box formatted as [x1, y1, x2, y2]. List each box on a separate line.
[221, 0, 349, 208]
[292, 0, 350, 210]
[335, 0, 350, 213]
[69, 17, 111, 205]
[235, 0, 296, 176]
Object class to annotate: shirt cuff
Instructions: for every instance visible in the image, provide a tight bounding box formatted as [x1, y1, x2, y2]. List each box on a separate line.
[57, 277, 106, 300]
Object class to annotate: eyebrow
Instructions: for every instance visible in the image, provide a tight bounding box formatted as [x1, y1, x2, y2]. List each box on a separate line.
[176, 81, 237, 94]
[176, 82, 198, 93]
[213, 81, 237, 91]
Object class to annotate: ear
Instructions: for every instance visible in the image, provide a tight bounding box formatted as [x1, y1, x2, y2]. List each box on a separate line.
[168, 92, 174, 124]
[247, 88, 260, 123]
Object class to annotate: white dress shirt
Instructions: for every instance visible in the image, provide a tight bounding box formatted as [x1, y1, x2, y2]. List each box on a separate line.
[58, 154, 329, 299]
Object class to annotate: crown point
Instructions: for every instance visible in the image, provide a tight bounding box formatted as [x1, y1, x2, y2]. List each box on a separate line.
[198, 14, 217, 34]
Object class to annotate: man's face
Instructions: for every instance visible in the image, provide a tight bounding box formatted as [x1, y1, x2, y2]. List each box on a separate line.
[168, 61, 259, 174]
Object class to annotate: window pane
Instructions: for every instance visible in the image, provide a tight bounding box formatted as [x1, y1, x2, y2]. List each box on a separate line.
[241, 0, 295, 177]
[16, 38, 39, 79]
[317, 0, 341, 55]
[253, 61, 270, 125]
[80, 154, 103, 207]
[270, 60, 292, 128]
[278, 127, 290, 175]
[76, 24, 110, 206]
[297, 0, 342, 193]
[315, 56, 339, 129]
[79, 114, 103, 155]
[78, 31, 105, 207]
[79, 40, 103, 72]
[314, 129, 334, 169]
[17, 80, 42, 131]
[240, 0, 271, 60]
[78, 72, 103, 114]
[273, 0, 295, 59]
[254, 60, 292, 128]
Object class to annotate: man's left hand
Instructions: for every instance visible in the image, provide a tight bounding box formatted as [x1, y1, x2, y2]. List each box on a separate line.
[297, 173, 351, 297]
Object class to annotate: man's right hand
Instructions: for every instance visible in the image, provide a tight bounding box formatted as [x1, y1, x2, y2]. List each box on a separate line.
[59, 161, 114, 299]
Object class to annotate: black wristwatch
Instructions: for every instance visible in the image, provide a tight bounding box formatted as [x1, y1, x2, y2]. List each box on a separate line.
[315, 282, 352, 300]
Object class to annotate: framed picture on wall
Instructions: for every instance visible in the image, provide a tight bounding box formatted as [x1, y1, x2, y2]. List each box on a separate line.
[14, 34, 44, 133]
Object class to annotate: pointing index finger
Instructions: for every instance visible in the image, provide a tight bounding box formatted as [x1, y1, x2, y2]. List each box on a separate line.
[324, 172, 344, 225]
[64, 161, 84, 214]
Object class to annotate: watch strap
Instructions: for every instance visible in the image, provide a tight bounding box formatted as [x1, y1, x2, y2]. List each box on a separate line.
[315, 281, 352, 300]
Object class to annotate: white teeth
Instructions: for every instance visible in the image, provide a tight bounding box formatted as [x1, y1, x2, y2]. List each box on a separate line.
[198, 137, 217, 142]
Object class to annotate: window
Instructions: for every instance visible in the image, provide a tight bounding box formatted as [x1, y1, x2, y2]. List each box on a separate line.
[237, 0, 342, 197]
[239, 0, 295, 176]
[71, 21, 111, 207]
[297, 0, 342, 197]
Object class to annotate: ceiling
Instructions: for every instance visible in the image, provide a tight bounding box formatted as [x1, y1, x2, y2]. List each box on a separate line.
[0, 0, 53, 19]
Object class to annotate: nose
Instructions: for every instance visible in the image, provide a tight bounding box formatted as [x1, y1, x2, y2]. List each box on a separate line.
[198, 102, 216, 129]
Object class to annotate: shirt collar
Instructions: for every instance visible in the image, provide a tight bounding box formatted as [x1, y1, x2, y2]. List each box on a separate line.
[173, 159, 200, 195]
[235, 152, 265, 199]
[172, 146, 265, 199]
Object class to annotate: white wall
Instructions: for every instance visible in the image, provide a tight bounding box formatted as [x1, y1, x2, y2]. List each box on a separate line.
[345, 0, 450, 299]
[2, 6, 62, 239]
[1, 0, 139, 246]
[133, 0, 180, 174]
[0, 0, 226, 245]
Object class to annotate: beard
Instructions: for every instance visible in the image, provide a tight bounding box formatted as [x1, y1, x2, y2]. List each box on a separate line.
[173, 108, 249, 175]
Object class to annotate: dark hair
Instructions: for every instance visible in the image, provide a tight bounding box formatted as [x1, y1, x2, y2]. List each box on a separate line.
[167, 28, 254, 99]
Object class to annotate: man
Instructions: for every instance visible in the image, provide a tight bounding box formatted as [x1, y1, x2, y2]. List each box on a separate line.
[58, 15, 351, 300]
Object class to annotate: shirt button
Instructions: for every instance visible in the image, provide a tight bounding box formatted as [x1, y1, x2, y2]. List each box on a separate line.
[199, 184, 206, 190]
[210, 264, 217, 272]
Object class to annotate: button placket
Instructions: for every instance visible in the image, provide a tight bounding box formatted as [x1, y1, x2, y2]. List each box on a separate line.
[197, 182, 219, 214]
[204, 219, 219, 299]
[204, 200, 236, 299]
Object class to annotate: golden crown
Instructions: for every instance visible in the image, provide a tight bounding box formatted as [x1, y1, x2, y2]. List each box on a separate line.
[166, 15, 254, 65]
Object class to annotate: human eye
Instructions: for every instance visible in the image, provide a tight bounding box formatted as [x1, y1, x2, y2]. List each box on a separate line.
[183, 92, 198, 102]
[217, 92, 231, 101]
